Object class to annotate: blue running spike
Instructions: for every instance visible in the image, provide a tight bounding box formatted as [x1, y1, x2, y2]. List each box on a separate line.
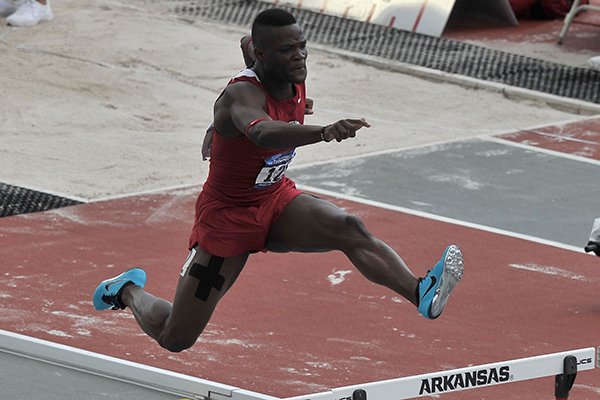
[418, 245, 464, 319]
[93, 268, 146, 310]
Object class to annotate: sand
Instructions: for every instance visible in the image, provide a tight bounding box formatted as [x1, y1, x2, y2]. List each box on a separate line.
[0, 0, 589, 200]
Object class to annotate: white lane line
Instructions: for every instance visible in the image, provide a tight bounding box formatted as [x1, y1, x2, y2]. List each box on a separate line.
[485, 136, 600, 167]
[297, 184, 586, 254]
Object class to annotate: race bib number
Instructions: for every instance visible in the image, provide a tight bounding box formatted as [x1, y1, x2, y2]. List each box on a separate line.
[255, 149, 296, 188]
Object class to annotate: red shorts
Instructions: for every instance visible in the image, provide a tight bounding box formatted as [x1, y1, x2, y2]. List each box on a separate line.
[188, 178, 302, 257]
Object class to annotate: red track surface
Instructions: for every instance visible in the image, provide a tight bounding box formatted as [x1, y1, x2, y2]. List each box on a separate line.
[1, 186, 599, 399]
[499, 117, 600, 160]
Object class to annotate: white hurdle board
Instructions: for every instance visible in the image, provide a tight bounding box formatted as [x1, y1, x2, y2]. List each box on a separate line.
[1, 329, 597, 400]
[285, 347, 598, 400]
[0, 329, 276, 400]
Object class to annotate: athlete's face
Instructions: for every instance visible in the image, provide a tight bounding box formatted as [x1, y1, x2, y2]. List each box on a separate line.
[256, 24, 308, 83]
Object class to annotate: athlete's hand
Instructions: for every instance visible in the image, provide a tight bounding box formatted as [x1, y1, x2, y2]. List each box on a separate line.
[322, 118, 370, 143]
[305, 98, 314, 115]
[202, 124, 214, 161]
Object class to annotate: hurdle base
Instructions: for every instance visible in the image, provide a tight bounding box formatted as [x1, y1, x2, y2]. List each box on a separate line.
[352, 389, 366, 400]
[555, 355, 577, 399]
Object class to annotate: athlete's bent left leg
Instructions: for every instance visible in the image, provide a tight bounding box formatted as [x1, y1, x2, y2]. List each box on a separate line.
[93, 246, 249, 352]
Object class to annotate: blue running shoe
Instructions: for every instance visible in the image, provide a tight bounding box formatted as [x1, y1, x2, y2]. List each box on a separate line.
[418, 245, 464, 319]
[93, 268, 146, 311]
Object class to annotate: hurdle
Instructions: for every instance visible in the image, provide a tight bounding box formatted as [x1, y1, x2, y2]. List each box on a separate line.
[1, 329, 598, 400]
[284, 347, 598, 400]
[0, 329, 277, 400]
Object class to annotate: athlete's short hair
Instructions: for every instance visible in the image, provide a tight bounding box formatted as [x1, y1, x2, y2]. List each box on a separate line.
[252, 8, 297, 48]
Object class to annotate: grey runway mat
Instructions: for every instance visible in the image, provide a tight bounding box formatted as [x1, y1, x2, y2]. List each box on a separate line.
[288, 139, 600, 247]
[0, 351, 181, 400]
[161, 0, 600, 104]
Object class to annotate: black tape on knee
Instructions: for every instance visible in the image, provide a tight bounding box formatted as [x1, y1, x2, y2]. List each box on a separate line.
[189, 255, 225, 301]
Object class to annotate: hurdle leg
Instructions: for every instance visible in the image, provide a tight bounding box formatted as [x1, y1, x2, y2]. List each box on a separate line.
[554, 356, 577, 399]
[352, 389, 366, 400]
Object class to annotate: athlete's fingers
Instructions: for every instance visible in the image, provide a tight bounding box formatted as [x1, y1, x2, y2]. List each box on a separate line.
[343, 118, 370, 138]
[339, 120, 357, 138]
[202, 124, 215, 161]
[345, 118, 371, 129]
[329, 121, 347, 141]
[305, 98, 314, 115]
[323, 118, 371, 143]
[338, 119, 354, 133]
[330, 123, 345, 142]
[338, 120, 358, 140]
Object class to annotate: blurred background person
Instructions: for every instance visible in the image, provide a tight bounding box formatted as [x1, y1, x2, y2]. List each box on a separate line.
[0, 0, 52, 27]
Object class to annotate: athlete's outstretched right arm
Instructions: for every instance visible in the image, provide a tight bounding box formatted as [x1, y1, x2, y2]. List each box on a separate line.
[248, 117, 371, 148]
[216, 82, 370, 149]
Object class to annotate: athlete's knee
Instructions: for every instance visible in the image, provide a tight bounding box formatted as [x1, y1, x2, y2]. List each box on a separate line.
[331, 214, 373, 251]
[158, 331, 198, 353]
[343, 214, 371, 239]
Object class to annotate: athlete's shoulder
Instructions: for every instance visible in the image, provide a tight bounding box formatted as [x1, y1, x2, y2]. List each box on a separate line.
[222, 79, 265, 105]
[215, 72, 265, 118]
[229, 68, 261, 85]
[224, 68, 263, 93]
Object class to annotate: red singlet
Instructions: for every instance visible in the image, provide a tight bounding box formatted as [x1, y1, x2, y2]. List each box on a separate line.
[189, 69, 306, 257]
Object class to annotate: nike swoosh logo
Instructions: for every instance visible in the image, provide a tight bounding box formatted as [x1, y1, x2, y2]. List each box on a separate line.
[105, 278, 126, 292]
[422, 276, 437, 299]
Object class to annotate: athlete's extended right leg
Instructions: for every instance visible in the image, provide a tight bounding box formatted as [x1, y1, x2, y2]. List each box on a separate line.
[93, 246, 248, 352]
[266, 194, 463, 319]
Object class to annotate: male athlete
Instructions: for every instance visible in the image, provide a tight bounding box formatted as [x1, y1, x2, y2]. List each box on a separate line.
[93, 8, 464, 353]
